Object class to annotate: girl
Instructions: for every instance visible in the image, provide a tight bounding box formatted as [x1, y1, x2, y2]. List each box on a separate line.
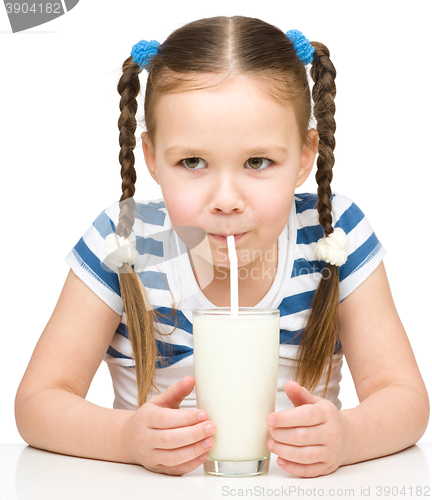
[15, 16, 429, 478]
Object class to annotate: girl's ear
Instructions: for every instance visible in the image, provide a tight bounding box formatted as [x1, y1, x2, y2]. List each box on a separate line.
[141, 132, 159, 184]
[296, 128, 318, 188]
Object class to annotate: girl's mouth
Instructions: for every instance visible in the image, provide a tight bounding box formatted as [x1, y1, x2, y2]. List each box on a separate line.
[208, 233, 247, 244]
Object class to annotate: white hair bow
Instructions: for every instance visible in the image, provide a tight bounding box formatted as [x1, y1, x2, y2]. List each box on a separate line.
[315, 227, 348, 267]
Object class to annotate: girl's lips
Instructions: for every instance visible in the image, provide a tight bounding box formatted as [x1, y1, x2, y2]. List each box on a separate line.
[209, 233, 247, 244]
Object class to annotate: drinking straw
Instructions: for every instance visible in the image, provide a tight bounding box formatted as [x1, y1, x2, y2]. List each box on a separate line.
[227, 235, 239, 317]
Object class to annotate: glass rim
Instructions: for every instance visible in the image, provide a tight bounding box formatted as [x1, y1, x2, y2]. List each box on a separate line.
[193, 307, 279, 316]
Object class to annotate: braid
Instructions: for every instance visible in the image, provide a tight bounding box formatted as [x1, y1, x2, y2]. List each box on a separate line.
[117, 56, 141, 239]
[116, 57, 158, 407]
[311, 42, 337, 237]
[295, 42, 339, 396]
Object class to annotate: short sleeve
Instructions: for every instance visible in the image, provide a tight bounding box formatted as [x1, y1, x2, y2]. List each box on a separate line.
[65, 202, 124, 315]
[332, 194, 387, 301]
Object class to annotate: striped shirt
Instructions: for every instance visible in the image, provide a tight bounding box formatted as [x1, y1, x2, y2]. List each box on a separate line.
[65, 193, 386, 411]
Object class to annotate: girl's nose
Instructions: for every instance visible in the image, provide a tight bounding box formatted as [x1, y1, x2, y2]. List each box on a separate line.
[209, 173, 246, 214]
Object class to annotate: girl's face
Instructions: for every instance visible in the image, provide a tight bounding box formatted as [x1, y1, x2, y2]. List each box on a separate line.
[142, 75, 316, 272]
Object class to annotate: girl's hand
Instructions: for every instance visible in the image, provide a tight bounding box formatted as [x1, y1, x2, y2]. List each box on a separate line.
[267, 381, 348, 478]
[127, 375, 215, 475]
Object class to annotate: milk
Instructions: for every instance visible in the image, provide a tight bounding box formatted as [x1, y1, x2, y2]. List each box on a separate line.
[193, 309, 280, 460]
[193, 234, 280, 467]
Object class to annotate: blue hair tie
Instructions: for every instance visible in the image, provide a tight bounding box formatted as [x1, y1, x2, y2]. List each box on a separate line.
[131, 39, 160, 69]
[286, 29, 315, 65]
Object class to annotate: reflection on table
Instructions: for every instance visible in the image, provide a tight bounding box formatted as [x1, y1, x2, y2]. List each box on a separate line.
[2, 443, 430, 500]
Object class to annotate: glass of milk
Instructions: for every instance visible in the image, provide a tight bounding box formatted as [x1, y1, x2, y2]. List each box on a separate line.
[193, 307, 280, 476]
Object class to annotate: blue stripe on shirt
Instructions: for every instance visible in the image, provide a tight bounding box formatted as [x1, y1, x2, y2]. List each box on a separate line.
[279, 290, 315, 317]
[296, 199, 366, 245]
[295, 193, 336, 214]
[280, 328, 341, 352]
[74, 237, 121, 296]
[112, 306, 192, 349]
[107, 341, 193, 368]
[108, 331, 194, 368]
[154, 307, 193, 334]
[107, 345, 132, 360]
[340, 233, 381, 281]
[93, 211, 116, 239]
[335, 201, 365, 235]
[136, 236, 164, 257]
[156, 339, 193, 368]
[295, 193, 318, 213]
[291, 258, 326, 278]
[135, 202, 166, 226]
[137, 271, 170, 290]
[280, 328, 302, 345]
[116, 323, 129, 339]
[297, 224, 324, 245]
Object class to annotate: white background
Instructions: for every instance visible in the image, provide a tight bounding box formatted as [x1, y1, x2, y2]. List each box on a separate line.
[0, 1, 431, 445]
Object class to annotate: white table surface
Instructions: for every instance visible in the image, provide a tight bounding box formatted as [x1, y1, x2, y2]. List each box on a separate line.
[1, 443, 431, 500]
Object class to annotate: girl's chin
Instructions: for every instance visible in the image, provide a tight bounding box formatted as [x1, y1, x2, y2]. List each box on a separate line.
[212, 258, 251, 269]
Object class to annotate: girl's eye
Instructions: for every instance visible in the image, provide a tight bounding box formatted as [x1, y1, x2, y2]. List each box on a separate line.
[181, 157, 207, 170]
[180, 157, 273, 171]
[245, 157, 272, 170]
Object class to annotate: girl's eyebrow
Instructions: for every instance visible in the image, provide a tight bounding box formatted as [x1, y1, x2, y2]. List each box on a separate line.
[164, 146, 207, 159]
[164, 144, 288, 158]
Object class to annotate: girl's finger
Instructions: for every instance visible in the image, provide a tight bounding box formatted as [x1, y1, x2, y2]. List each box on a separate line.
[145, 404, 208, 430]
[149, 420, 215, 450]
[268, 403, 328, 428]
[276, 457, 329, 479]
[284, 381, 322, 407]
[269, 424, 327, 446]
[155, 436, 215, 468]
[269, 439, 325, 465]
[149, 376, 196, 410]
[156, 452, 208, 476]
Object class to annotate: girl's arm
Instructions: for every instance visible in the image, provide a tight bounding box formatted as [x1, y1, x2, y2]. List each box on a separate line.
[15, 270, 215, 475]
[267, 262, 429, 477]
[15, 270, 133, 461]
[337, 261, 429, 462]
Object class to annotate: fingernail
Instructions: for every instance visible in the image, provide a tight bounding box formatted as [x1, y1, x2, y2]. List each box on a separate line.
[205, 423, 214, 435]
[268, 439, 274, 451]
[203, 438, 212, 449]
[277, 457, 287, 467]
[199, 453, 207, 462]
[268, 415, 275, 426]
[198, 412, 206, 422]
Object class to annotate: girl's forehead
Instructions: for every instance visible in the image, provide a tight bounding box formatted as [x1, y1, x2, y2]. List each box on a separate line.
[154, 74, 295, 120]
[148, 73, 302, 152]
[151, 80, 300, 153]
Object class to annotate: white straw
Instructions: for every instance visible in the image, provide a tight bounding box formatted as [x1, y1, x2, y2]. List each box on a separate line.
[227, 235, 239, 317]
